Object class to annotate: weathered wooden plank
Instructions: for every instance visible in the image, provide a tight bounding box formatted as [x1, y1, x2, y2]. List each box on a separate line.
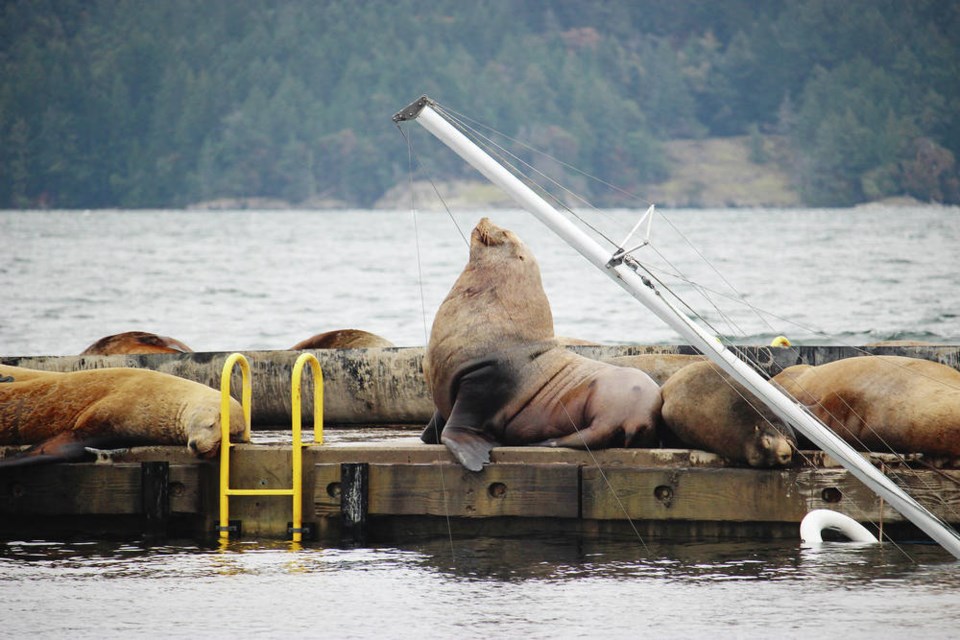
[313, 462, 580, 518]
[792, 467, 960, 524]
[582, 466, 960, 524]
[582, 467, 808, 522]
[0, 463, 203, 516]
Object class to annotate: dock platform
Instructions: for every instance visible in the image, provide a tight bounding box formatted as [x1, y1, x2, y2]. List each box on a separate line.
[3, 344, 959, 543]
[2, 434, 957, 542]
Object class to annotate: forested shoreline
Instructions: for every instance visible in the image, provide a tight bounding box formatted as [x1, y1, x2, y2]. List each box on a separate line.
[1, 0, 958, 209]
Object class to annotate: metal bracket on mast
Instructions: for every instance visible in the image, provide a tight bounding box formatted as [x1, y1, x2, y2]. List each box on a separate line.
[393, 95, 434, 123]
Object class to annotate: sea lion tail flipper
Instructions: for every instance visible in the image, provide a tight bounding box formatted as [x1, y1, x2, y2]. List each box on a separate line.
[536, 419, 633, 450]
[441, 425, 496, 472]
[0, 432, 95, 468]
[420, 411, 447, 444]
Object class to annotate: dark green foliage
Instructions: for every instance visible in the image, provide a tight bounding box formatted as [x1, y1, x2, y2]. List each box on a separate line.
[0, 0, 957, 208]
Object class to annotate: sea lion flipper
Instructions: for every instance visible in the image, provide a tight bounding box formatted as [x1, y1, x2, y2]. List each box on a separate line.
[441, 425, 497, 472]
[0, 432, 95, 468]
[420, 411, 446, 444]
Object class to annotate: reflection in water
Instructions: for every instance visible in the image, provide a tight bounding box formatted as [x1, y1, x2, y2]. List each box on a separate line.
[1, 536, 958, 637]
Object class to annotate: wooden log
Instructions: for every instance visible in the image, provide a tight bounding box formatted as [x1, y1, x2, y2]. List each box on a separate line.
[5, 345, 957, 427]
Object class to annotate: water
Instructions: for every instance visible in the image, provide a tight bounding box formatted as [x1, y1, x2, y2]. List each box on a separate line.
[2, 206, 960, 636]
[1, 206, 958, 355]
[1, 537, 958, 638]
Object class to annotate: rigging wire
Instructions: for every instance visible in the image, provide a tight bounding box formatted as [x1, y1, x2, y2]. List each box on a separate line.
[406, 99, 960, 556]
[434, 104, 929, 520]
[397, 122, 458, 562]
[396, 117, 655, 552]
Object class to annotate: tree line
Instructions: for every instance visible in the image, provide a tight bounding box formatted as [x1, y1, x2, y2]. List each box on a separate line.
[1, 0, 958, 209]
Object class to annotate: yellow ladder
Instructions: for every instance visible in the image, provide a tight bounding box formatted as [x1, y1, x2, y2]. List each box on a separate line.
[218, 352, 324, 543]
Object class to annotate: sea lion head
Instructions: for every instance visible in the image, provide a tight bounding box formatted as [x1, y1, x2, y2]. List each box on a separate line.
[182, 397, 247, 458]
[470, 217, 532, 263]
[743, 422, 795, 468]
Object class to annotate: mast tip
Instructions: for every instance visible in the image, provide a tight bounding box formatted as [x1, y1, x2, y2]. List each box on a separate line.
[393, 95, 434, 123]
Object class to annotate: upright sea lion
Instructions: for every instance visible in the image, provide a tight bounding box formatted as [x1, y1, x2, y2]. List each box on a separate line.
[660, 360, 796, 467]
[0, 364, 246, 466]
[422, 217, 662, 471]
[291, 329, 395, 349]
[81, 331, 193, 355]
[772, 355, 960, 456]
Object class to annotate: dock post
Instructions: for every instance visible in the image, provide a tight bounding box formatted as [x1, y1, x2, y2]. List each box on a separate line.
[341, 463, 369, 543]
[141, 461, 170, 539]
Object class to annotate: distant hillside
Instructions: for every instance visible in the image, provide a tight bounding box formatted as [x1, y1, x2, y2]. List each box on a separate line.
[1, 1, 957, 209]
[375, 135, 799, 210]
[646, 136, 800, 208]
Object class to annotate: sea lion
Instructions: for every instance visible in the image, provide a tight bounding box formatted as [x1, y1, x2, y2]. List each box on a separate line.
[772, 355, 960, 456]
[81, 331, 193, 355]
[422, 217, 662, 471]
[291, 329, 395, 349]
[0, 364, 246, 466]
[660, 360, 796, 467]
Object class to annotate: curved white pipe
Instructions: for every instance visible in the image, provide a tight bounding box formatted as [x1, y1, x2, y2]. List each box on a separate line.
[800, 509, 879, 543]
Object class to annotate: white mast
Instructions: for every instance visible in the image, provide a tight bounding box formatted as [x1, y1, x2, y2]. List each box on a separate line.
[394, 96, 960, 559]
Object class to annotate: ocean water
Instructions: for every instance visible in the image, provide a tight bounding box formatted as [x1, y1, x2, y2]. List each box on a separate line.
[1, 537, 958, 639]
[1, 206, 958, 355]
[1, 206, 960, 637]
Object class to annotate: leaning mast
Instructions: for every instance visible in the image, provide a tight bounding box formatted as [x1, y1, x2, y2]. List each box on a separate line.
[393, 95, 960, 559]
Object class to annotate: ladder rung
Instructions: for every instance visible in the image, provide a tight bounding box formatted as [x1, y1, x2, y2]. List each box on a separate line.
[225, 488, 295, 497]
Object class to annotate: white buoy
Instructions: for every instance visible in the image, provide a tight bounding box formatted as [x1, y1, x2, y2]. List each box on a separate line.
[800, 509, 879, 543]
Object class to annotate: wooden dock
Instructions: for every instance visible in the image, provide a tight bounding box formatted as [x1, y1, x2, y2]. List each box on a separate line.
[2, 437, 957, 542]
[3, 344, 959, 542]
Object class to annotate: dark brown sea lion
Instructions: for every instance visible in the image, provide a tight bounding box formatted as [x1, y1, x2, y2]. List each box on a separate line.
[80, 331, 193, 355]
[660, 360, 796, 467]
[772, 355, 960, 456]
[291, 329, 395, 349]
[0, 364, 246, 466]
[422, 217, 662, 471]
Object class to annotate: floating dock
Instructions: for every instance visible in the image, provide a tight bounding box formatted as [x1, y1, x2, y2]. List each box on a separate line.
[2, 345, 959, 542]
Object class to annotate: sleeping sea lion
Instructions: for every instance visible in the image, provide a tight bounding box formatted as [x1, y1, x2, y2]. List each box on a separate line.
[291, 329, 395, 349]
[0, 364, 246, 466]
[81, 331, 193, 355]
[422, 217, 662, 471]
[660, 360, 796, 467]
[772, 355, 960, 456]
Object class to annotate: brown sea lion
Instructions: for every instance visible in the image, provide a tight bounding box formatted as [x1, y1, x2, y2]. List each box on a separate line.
[772, 355, 960, 456]
[603, 354, 706, 386]
[660, 360, 796, 467]
[291, 329, 395, 350]
[422, 217, 662, 471]
[81, 331, 193, 355]
[0, 364, 246, 466]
